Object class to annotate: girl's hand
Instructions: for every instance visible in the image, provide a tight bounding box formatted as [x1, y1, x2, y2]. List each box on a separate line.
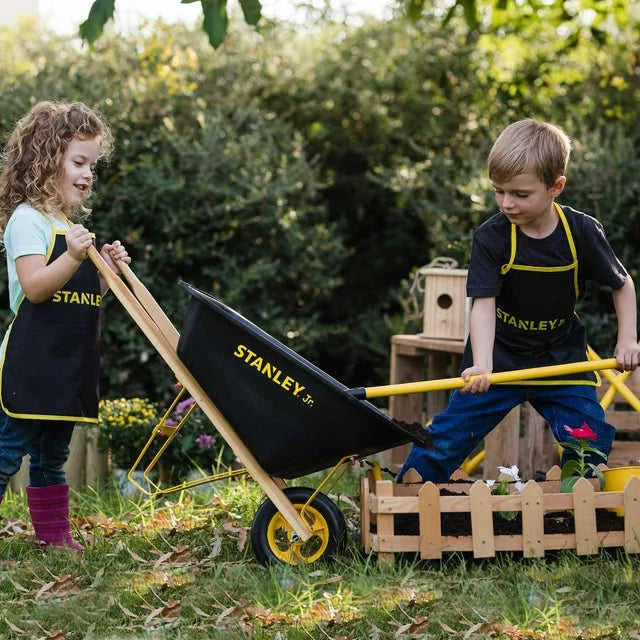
[100, 240, 131, 275]
[460, 365, 492, 394]
[66, 224, 93, 261]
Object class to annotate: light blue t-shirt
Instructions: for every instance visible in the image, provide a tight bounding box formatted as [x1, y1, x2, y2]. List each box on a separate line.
[4, 203, 69, 313]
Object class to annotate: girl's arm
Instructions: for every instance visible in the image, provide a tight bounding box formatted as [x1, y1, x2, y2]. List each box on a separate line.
[15, 224, 93, 304]
[460, 296, 496, 394]
[612, 275, 640, 371]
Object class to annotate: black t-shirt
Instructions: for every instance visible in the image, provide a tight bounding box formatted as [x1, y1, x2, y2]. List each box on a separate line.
[461, 204, 627, 378]
[467, 205, 627, 299]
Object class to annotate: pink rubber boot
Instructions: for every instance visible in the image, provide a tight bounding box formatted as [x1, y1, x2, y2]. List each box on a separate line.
[26, 484, 85, 552]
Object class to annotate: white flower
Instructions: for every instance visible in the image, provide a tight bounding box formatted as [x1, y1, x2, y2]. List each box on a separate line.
[485, 479, 496, 488]
[514, 480, 526, 493]
[497, 465, 520, 480]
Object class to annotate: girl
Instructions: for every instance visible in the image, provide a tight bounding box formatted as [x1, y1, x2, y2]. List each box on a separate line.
[0, 101, 130, 551]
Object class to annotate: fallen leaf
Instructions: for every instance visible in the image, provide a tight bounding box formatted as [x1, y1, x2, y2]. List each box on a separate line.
[126, 547, 147, 563]
[118, 603, 140, 619]
[90, 567, 105, 589]
[2, 617, 26, 635]
[463, 622, 484, 638]
[41, 630, 67, 640]
[216, 605, 237, 624]
[153, 544, 195, 567]
[28, 573, 80, 603]
[143, 599, 181, 627]
[208, 534, 222, 558]
[9, 580, 29, 593]
[191, 605, 212, 618]
[439, 621, 459, 635]
[223, 521, 248, 551]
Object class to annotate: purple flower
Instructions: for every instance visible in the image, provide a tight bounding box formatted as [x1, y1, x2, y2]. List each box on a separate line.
[196, 433, 216, 449]
[175, 397, 196, 416]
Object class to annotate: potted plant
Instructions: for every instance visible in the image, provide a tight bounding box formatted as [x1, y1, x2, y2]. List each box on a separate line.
[97, 397, 160, 491]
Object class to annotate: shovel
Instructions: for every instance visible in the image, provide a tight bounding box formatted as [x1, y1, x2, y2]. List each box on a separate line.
[348, 358, 619, 400]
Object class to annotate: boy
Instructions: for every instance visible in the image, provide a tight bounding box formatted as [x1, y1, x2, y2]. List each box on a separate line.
[399, 118, 640, 483]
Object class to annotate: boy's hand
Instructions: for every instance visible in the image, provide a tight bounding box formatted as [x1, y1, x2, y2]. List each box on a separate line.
[460, 365, 492, 394]
[100, 240, 131, 275]
[614, 340, 640, 371]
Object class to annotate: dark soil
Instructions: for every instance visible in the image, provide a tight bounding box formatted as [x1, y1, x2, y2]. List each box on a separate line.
[393, 487, 625, 537]
[392, 419, 434, 449]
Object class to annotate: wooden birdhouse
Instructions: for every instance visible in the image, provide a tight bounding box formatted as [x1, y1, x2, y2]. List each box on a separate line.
[420, 264, 470, 341]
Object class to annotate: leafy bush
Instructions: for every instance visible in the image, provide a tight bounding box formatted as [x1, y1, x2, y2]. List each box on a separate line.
[97, 398, 159, 470]
[0, 13, 638, 404]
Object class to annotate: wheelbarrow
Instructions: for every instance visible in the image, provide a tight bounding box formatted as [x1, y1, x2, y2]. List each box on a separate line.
[89, 247, 434, 564]
[90, 247, 620, 565]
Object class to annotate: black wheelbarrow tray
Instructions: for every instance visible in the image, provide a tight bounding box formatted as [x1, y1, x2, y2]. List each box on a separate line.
[91, 249, 619, 565]
[89, 249, 433, 565]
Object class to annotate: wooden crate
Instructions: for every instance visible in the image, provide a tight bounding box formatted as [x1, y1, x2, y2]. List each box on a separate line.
[360, 467, 640, 564]
[421, 268, 469, 341]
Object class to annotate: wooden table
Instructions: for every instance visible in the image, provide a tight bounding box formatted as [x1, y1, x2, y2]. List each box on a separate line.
[386, 334, 557, 479]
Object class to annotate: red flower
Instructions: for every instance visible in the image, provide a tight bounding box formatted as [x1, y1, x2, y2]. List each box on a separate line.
[563, 422, 597, 440]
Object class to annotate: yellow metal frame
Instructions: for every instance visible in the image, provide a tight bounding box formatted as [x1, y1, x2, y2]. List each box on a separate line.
[588, 346, 640, 413]
[296, 454, 357, 518]
[280, 454, 358, 563]
[126, 385, 251, 496]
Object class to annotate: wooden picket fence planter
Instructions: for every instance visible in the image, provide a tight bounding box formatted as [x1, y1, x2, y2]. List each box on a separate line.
[360, 467, 640, 565]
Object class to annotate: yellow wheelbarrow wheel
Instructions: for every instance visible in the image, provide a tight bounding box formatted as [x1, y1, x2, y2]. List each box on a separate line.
[251, 487, 346, 565]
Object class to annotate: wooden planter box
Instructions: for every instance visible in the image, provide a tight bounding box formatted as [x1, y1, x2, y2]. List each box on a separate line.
[360, 467, 640, 564]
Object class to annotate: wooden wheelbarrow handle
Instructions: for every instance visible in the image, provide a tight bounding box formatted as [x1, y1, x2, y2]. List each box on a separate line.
[348, 358, 619, 400]
[86, 245, 315, 541]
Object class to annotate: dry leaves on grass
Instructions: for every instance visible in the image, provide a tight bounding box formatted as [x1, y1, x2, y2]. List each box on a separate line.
[117, 597, 182, 631]
[9, 572, 83, 603]
[0, 518, 30, 539]
[2, 615, 71, 639]
[189, 601, 289, 633]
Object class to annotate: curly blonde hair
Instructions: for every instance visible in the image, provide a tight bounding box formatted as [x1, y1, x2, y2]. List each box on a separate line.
[0, 101, 114, 233]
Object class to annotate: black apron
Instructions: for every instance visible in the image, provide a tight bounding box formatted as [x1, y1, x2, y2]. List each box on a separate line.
[0, 229, 101, 422]
[462, 203, 598, 385]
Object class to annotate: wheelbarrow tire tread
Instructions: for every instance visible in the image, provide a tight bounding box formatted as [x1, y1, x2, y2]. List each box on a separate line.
[251, 487, 346, 565]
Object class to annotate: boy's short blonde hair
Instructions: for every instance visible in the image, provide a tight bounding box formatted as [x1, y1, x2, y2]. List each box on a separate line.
[488, 118, 571, 187]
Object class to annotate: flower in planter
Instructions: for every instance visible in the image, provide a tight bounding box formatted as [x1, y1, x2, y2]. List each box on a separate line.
[486, 465, 525, 521]
[97, 398, 160, 470]
[560, 422, 607, 492]
[195, 433, 217, 449]
[159, 394, 234, 481]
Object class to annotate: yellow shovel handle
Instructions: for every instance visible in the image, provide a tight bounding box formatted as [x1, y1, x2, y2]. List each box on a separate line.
[352, 358, 618, 399]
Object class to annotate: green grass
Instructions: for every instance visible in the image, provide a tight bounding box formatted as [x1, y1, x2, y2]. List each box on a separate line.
[1, 472, 639, 639]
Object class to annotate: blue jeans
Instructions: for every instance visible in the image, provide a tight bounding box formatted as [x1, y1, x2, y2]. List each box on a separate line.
[398, 384, 615, 483]
[0, 407, 75, 496]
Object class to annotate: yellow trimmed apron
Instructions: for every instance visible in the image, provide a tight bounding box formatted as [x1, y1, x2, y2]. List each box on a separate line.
[0, 229, 101, 422]
[462, 203, 598, 385]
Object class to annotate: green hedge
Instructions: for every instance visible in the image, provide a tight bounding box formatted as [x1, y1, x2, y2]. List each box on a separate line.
[0, 15, 638, 405]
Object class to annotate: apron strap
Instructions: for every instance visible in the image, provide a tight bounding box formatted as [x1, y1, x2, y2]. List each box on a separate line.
[499, 203, 579, 299]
